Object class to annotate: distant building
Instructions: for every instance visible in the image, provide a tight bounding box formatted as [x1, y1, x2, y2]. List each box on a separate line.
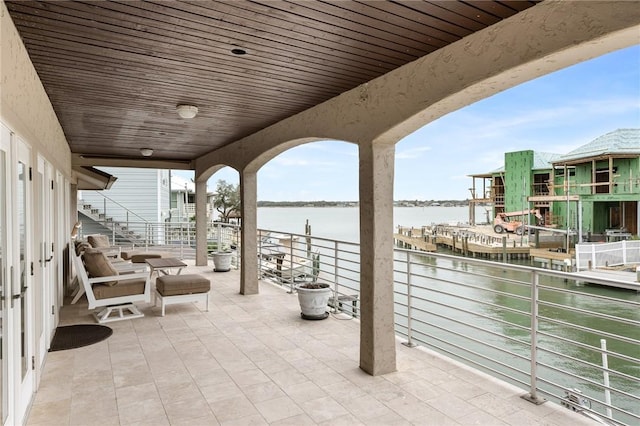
[79, 168, 216, 242]
[169, 174, 195, 222]
[469, 129, 640, 241]
[78, 168, 171, 239]
[551, 128, 639, 239]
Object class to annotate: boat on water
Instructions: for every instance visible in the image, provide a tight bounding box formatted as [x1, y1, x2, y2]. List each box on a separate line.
[259, 233, 319, 283]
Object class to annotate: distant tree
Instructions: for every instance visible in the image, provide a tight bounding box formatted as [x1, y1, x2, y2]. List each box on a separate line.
[213, 180, 240, 222]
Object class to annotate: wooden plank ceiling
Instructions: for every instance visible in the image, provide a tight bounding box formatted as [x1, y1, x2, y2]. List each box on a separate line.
[5, 0, 538, 163]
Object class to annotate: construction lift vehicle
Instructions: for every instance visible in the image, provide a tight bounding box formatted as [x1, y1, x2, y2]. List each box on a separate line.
[493, 209, 544, 235]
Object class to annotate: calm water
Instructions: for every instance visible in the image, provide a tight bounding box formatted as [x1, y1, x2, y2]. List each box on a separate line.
[258, 206, 487, 242]
[258, 206, 639, 423]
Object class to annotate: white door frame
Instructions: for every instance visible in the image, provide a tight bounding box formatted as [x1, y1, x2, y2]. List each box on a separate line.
[35, 156, 56, 376]
[12, 136, 34, 424]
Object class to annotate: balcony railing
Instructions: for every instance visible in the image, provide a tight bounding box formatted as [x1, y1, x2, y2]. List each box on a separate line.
[532, 182, 551, 196]
[78, 221, 639, 425]
[78, 220, 241, 262]
[257, 229, 639, 426]
[576, 240, 640, 270]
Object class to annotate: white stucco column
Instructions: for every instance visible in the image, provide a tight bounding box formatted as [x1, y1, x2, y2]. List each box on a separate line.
[195, 178, 208, 266]
[358, 141, 397, 376]
[240, 170, 259, 295]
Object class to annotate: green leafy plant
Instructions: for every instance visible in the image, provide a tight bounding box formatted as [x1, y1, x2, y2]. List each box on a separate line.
[300, 283, 329, 290]
[207, 242, 231, 254]
[311, 252, 320, 283]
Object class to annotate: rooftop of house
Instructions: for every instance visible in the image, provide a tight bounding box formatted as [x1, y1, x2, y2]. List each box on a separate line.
[468, 129, 640, 178]
[531, 152, 562, 171]
[488, 151, 562, 174]
[555, 128, 640, 163]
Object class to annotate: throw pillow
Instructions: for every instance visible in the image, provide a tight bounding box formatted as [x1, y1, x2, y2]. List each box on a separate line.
[82, 251, 119, 286]
[87, 234, 110, 248]
[74, 241, 91, 256]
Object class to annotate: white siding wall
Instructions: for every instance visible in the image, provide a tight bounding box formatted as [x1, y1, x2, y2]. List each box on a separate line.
[80, 167, 169, 224]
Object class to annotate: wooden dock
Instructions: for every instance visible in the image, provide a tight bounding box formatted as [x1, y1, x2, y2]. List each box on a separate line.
[530, 248, 574, 270]
[393, 233, 437, 252]
[572, 268, 640, 291]
[395, 225, 567, 263]
[394, 225, 640, 289]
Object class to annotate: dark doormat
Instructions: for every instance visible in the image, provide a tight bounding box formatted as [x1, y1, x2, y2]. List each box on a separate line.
[49, 324, 113, 352]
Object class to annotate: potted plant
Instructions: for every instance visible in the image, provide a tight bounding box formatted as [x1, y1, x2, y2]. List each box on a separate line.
[296, 283, 331, 320]
[296, 253, 332, 320]
[209, 242, 234, 272]
[295, 253, 331, 319]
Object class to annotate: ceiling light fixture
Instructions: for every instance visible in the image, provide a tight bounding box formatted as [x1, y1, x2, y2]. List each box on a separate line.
[140, 148, 153, 157]
[176, 104, 198, 119]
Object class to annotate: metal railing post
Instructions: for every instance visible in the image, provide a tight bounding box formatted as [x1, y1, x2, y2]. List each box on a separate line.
[289, 234, 295, 293]
[180, 223, 184, 259]
[601, 339, 613, 419]
[258, 230, 264, 280]
[522, 270, 546, 405]
[333, 241, 339, 312]
[403, 251, 416, 348]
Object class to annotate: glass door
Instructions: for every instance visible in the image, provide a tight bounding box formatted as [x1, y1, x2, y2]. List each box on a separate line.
[35, 157, 56, 363]
[13, 138, 32, 423]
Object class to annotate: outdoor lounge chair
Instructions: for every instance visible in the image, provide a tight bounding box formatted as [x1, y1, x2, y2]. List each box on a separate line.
[70, 240, 148, 303]
[71, 246, 151, 323]
[86, 234, 122, 258]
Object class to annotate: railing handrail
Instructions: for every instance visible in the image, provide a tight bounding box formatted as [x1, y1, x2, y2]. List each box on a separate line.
[576, 240, 640, 270]
[256, 228, 639, 425]
[74, 219, 639, 424]
[391, 247, 638, 425]
[81, 192, 150, 224]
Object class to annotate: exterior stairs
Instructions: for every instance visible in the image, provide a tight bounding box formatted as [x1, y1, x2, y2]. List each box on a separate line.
[78, 200, 146, 245]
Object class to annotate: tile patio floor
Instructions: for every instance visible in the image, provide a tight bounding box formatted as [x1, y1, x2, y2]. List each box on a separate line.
[27, 262, 596, 425]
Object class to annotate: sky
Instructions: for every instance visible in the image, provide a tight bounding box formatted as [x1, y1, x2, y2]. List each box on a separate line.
[175, 44, 640, 201]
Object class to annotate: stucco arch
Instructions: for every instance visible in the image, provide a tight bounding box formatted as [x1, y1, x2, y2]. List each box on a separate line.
[244, 137, 357, 175]
[195, 164, 236, 184]
[195, 1, 640, 174]
[191, 0, 640, 376]
[194, 163, 240, 267]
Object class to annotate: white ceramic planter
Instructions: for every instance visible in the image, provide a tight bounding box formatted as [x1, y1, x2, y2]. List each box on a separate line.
[296, 283, 331, 320]
[211, 251, 233, 272]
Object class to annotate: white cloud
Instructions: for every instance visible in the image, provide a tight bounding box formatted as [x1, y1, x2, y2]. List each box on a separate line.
[271, 156, 312, 167]
[396, 145, 432, 160]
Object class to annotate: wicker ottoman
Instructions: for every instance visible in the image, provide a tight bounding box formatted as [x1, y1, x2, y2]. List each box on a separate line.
[154, 274, 210, 316]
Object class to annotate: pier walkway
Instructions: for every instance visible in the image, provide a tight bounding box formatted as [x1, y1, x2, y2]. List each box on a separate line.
[395, 225, 543, 261]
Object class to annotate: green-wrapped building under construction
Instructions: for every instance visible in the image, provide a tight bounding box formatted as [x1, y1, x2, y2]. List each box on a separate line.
[469, 128, 640, 241]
